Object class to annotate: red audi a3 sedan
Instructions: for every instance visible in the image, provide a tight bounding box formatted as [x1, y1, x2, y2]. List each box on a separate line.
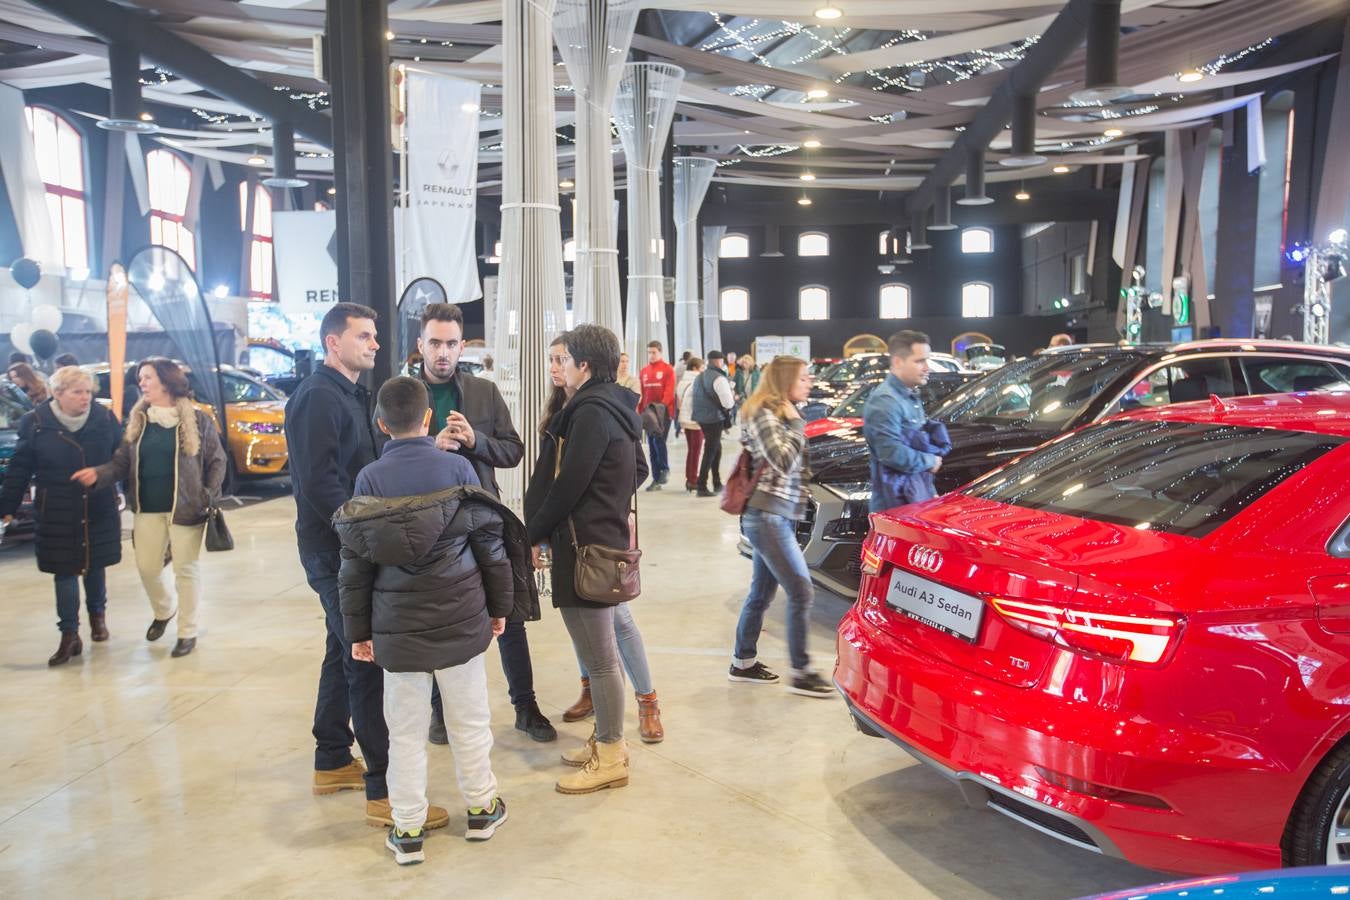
[835, 392, 1350, 875]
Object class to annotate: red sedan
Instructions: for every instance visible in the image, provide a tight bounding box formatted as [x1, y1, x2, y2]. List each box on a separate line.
[835, 392, 1350, 875]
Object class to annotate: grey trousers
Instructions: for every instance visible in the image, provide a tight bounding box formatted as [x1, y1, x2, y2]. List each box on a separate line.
[560, 605, 625, 743]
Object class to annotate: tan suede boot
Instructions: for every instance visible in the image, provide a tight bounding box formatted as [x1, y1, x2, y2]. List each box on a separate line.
[561, 732, 597, 767]
[562, 678, 593, 722]
[636, 691, 664, 744]
[556, 738, 629, 794]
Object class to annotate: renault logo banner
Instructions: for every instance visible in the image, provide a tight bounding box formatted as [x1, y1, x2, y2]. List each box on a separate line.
[272, 209, 340, 314]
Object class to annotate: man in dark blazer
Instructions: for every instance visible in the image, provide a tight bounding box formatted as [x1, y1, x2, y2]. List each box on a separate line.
[417, 302, 556, 744]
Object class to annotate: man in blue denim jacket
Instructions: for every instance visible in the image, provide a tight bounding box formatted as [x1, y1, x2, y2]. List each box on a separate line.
[862, 330, 946, 514]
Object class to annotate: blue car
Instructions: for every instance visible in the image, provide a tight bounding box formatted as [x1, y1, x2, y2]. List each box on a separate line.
[1085, 867, 1350, 899]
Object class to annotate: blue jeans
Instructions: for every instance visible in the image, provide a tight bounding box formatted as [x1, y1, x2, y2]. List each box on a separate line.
[647, 427, 670, 484]
[576, 602, 654, 695]
[734, 507, 814, 674]
[54, 568, 107, 633]
[301, 549, 388, 800]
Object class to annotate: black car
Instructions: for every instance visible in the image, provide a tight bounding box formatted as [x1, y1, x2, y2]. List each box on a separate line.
[792, 339, 1350, 597]
[803, 352, 974, 419]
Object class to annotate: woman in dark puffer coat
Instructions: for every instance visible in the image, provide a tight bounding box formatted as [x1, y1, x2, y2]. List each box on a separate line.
[0, 366, 123, 666]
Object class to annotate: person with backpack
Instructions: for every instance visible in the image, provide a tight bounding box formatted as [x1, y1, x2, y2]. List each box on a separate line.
[691, 350, 736, 498]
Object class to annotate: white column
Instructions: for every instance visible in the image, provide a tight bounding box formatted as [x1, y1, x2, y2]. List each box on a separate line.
[614, 62, 684, 361]
[674, 156, 716, 359]
[496, 0, 568, 514]
[553, 0, 638, 337]
[701, 224, 726, 355]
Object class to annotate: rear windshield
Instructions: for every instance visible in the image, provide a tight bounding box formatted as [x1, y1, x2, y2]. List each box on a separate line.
[963, 419, 1343, 537]
[932, 353, 1140, 430]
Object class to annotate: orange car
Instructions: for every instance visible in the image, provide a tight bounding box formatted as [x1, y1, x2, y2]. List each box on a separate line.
[86, 362, 288, 486]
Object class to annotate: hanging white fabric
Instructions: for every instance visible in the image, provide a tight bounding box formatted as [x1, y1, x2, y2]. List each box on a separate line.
[403, 70, 483, 302]
[0, 84, 59, 266]
[272, 209, 340, 315]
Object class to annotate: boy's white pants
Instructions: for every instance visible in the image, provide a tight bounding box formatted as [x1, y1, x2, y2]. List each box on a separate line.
[384, 651, 497, 833]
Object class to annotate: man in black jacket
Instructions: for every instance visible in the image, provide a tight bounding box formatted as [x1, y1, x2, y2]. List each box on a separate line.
[417, 302, 555, 743]
[285, 302, 404, 824]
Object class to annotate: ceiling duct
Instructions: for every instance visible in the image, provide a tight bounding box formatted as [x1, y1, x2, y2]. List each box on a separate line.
[957, 148, 994, 206]
[1000, 91, 1046, 167]
[762, 223, 783, 258]
[98, 40, 157, 133]
[910, 211, 932, 250]
[930, 185, 957, 231]
[1071, 0, 1129, 102]
[262, 122, 307, 188]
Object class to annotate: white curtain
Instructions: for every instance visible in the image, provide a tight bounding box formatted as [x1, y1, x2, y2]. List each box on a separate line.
[675, 157, 716, 358]
[0, 84, 59, 266]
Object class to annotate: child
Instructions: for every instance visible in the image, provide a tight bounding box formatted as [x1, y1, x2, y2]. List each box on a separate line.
[334, 376, 527, 865]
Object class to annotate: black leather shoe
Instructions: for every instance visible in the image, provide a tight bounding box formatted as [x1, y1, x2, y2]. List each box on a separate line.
[428, 715, 448, 745]
[696, 488, 716, 498]
[514, 701, 557, 743]
[146, 614, 175, 642]
[170, 637, 196, 658]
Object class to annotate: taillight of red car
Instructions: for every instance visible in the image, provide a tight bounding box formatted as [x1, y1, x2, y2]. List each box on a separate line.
[989, 597, 1186, 667]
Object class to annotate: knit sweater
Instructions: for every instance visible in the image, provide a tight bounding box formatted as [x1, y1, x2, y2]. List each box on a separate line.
[740, 406, 809, 520]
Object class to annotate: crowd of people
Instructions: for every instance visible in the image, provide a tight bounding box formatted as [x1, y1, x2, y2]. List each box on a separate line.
[1, 298, 965, 867]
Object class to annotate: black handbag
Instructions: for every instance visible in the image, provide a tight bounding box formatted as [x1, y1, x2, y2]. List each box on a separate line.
[204, 506, 234, 552]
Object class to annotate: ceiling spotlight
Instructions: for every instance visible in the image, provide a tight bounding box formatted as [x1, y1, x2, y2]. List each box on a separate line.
[246, 154, 266, 167]
[1015, 186, 1031, 201]
[1177, 68, 1204, 84]
[212, 284, 229, 299]
[806, 87, 830, 100]
[326, 186, 337, 196]
[559, 178, 575, 189]
[802, 138, 822, 149]
[814, 4, 843, 19]
[1052, 164, 1071, 174]
[1103, 127, 1124, 138]
[385, 30, 395, 40]
[797, 195, 813, 206]
[799, 172, 816, 182]
[139, 111, 154, 123]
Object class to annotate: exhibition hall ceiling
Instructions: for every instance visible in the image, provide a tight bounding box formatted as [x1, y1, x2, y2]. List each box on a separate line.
[0, 0, 1341, 195]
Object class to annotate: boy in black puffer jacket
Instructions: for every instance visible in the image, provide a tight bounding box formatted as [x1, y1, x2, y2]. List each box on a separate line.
[334, 377, 532, 866]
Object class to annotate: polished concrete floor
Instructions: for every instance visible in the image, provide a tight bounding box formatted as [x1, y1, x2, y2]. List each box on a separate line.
[0, 436, 1168, 899]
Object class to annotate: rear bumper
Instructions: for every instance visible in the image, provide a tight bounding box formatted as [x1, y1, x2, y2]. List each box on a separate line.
[835, 606, 1289, 875]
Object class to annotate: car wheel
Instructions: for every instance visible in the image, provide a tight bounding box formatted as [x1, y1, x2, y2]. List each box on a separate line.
[1285, 742, 1350, 865]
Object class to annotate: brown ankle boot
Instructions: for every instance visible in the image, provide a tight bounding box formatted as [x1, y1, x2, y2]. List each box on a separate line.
[49, 631, 82, 667]
[636, 691, 664, 744]
[563, 677, 593, 722]
[90, 613, 109, 642]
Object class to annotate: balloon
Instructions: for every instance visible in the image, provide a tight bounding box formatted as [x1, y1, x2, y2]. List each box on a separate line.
[31, 304, 62, 333]
[29, 329, 57, 360]
[10, 323, 32, 355]
[9, 258, 40, 290]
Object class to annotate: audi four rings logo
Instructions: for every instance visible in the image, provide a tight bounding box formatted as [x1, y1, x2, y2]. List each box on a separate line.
[907, 545, 943, 573]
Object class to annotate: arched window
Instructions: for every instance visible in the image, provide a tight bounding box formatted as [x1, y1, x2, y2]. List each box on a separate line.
[798, 232, 829, 257]
[238, 182, 274, 300]
[880, 283, 910, 319]
[562, 238, 576, 263]
[24, 106, 88, 271]
[719, 233, 749, 258]
[878, 230, 891, 255]
[799, 285, 829, 319]
[147, 149, 195, 268]
[961, 227, 993, 254]
[962, 281, 993, 317]
[720, 287, 749, 321]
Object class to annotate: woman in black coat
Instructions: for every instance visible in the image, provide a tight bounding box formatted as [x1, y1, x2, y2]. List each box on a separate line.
[525, 325, 648, 795]
[0, 366, 123, 666]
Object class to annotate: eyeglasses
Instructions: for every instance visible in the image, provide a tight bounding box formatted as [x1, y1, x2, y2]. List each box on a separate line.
[549, 355, 573, 366]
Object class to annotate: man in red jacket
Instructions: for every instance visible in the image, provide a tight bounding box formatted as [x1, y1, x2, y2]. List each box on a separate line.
[639, 340, 676, 491]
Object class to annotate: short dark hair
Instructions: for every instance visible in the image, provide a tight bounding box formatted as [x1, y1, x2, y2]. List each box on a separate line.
[54, 352, 79, 367]
[887, 330, 930, 360]
[320, 302, 378, 348]
[138, 357, 192, 400]
[420, 303, 464, 332]
[565, 324, 620, 383]
[8, 351, 28, 366]
[647, 340, 663, 353]
[375, 376, 429, 434]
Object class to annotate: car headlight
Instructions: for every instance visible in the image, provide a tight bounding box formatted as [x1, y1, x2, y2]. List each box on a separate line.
[233, 421, 283, 435]
[822, 481, 872, 502]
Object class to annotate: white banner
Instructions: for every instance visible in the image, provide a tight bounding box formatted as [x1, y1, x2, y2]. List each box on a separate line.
[272, 210, 341, 314]
[403, 71, 482, 302]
